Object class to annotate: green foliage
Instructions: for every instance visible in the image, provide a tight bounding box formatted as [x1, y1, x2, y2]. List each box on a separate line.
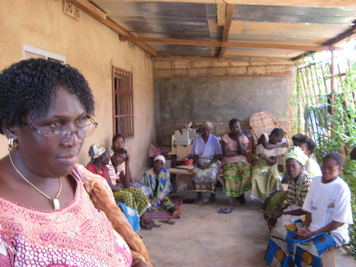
[292, 58, 356, 258]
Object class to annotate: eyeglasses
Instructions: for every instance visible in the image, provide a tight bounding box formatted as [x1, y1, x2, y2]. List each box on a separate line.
[26, 116, 98, 142]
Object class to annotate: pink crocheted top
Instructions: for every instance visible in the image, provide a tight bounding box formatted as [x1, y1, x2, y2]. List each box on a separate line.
[0, 168, 132, 267]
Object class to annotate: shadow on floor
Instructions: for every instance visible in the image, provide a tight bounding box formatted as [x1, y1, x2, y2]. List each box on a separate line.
[140, 190, 356, 267]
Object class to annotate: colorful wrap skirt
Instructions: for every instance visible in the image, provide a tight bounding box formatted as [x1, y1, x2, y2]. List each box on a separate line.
[265, 219, 343, 267]
[192, 156, 220, 193]
[223, 161, 251, 197]
[113, 188, 150, 216]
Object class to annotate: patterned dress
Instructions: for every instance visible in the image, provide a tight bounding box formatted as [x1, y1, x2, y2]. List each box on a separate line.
[142, 168, 175, 211]
[191, 134, 222, 193]
[106, 161, 150, 216]
[221, 134, 251, 197]
[0, 169, 132, 266]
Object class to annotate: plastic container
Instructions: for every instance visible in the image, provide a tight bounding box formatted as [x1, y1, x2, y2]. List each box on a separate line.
[185, 158, 194, 166]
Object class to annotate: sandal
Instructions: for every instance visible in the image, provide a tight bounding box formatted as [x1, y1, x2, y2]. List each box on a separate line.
[217, 208, 225, 213]
[223, 208, 233, 214]
[159, 219, 175, 225]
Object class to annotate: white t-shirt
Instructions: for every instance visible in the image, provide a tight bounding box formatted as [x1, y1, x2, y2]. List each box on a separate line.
[304, 157, 322, 176]
[303, 176, 353, 243]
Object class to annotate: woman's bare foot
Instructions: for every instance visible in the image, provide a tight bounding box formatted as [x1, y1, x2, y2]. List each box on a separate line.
[207, 193, 215, 204]
[172, 205, 184, 216]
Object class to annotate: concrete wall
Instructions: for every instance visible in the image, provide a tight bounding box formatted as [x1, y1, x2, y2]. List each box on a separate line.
[154, 57, 295, 147]
[0, 0, 154, 179]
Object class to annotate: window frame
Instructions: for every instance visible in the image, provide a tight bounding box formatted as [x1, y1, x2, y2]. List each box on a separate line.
[23, 44, 66, 63]
[112, 66, 134, 138]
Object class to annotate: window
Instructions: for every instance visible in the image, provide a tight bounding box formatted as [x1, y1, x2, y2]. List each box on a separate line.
[23, 44, 66, 63]
[112, 67, 134, 138]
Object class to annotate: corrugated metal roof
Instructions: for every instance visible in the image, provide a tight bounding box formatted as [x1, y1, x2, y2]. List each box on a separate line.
[91, 1, 356, 59]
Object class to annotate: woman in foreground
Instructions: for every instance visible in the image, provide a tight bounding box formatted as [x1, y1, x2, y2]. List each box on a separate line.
[265, 152, 353, 267]
[0, 59, 149, 266]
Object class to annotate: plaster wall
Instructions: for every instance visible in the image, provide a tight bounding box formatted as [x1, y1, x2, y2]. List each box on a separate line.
[154, 57, 295, 147]
[0, 0, 154, 179]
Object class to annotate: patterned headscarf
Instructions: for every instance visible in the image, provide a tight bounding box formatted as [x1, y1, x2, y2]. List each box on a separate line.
[88, 144, 106, 163]
[285, 146, 308, 166]
[202, 121, 213, 129]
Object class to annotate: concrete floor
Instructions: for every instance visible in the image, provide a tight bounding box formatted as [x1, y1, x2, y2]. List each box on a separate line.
[140, 190, 356, 267]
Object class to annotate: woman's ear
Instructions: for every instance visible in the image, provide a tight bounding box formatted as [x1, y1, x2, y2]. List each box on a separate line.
[2, 124, 18, 140]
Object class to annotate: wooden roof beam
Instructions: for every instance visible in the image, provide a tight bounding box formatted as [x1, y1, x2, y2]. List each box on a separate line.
[119, 36, 342, 52]
[219, 4, 235, 58]
[67, 0, 159, 57]
[120, 0, 356, 8]
[292, 23, 356, 61]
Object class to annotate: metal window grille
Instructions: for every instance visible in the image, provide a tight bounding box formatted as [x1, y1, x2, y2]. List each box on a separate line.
[112, 67, 134, 138]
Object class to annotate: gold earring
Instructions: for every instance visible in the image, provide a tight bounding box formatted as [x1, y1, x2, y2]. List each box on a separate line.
[8, 138, 18, 151]
[8, 138, 14, 151]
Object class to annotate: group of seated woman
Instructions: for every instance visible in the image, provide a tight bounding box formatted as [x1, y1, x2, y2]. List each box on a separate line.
[85, 134, 184, 231]
[192, 119, 353, 266]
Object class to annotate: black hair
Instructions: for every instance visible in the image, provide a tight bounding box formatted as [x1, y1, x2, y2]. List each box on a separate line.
[271, 128, 284, 138]
[111, 134, 126, 151]
[299, 136, 316, 154]
[114, 148, 127, 155]
[292, 133, 305, 146]
[229, 118, 240, 127]
[0, 58, 95, 134]
[323, 152, 344, 168]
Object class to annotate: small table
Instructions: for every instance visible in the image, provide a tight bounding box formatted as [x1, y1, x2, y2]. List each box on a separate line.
[167, 167, 194, 193]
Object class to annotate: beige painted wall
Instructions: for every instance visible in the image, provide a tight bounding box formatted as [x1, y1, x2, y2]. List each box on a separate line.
[0, 0, 155, 179]
[154, 57, 296, 146]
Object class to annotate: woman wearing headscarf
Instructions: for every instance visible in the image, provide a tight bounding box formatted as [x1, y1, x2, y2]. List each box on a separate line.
[191, 121, 222, 204]
[265, 152, 353, 267]
[142, 155, 184, 216]
[265, 146, 313, 231]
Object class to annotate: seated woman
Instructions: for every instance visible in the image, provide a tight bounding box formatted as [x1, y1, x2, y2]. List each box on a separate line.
[86, 144, 140, 232]
[297, 135, 322, 176]
[107, 148, 158, 229]
[111, 134, 152, 196]
[191, 121, 222, 204]
[142, 155, 184, 216]
[0, 58, 149, 266]
[265, 147, 313, 231]
[265, 152, 353, 267]
[221, 118, 251, 205]
[250, 128, 288, 202]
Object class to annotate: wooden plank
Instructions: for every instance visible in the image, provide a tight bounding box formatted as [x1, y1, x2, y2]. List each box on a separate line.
[119, 36, 341, 51]
[216, 2, 226, 26]
[119, 0, 356, 8]
[68, 0, 106, 20]
[219, 4, 235, 58]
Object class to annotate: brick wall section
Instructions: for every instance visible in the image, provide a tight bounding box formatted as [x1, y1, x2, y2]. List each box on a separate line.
[153, 57, 295, 147]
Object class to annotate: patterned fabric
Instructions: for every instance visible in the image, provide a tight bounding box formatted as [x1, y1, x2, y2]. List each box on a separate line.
[192, 156, 220, 193]
[202, 121, 213, 129]
[76, 165, 152, 266]
[286, 169, 314, 207]
[223, 161, 251, 197]
[0, 167, 132, 267]
[113, 188, 150, 216]
[107, 159, 124, 185]
[142, 168, 175, 211]
[265, 219, 343, 267]
[221, 134, 249, 165]
[250, 158, 280, 202]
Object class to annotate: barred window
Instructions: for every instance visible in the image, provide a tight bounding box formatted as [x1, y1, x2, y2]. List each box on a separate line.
[112, 67, 134, 138]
